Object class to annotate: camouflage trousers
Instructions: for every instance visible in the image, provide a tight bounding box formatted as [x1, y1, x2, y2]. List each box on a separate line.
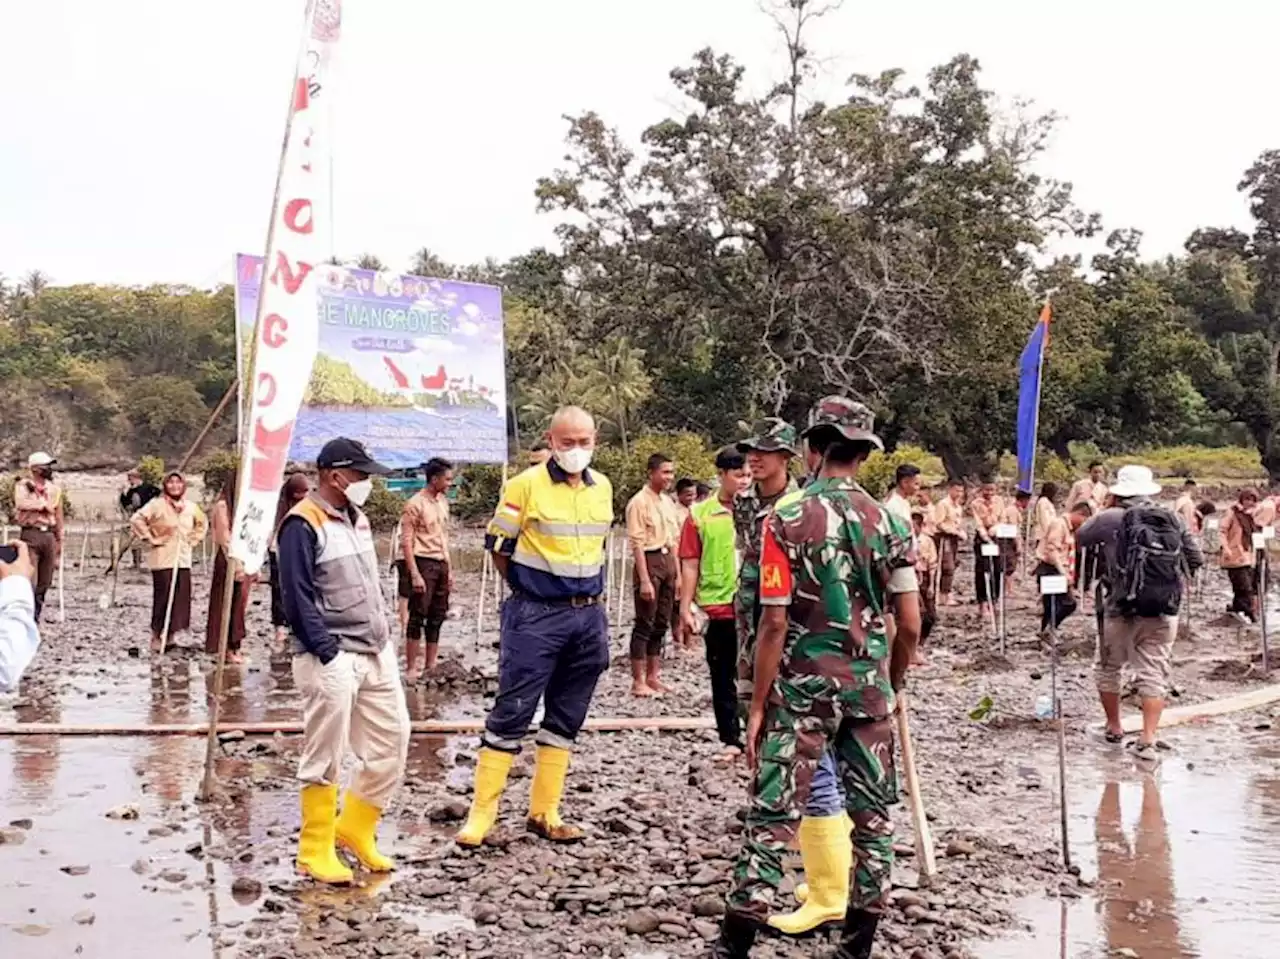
[726, 706, 897, 922]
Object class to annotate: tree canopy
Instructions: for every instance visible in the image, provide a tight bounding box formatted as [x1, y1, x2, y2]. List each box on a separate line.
[5, 0, 1280, 479]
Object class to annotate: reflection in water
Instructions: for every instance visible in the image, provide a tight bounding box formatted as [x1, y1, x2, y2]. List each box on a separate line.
[147, 666, 192, 805]
[985, 732, 1280, 959]
[1095, 778, 1191, 959]
[12, 676, 61, 802]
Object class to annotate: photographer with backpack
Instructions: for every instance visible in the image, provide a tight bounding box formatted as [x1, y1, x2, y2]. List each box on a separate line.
[1075, 466, 1203, 766]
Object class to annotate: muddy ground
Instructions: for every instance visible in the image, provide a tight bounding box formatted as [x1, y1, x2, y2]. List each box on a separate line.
[2, 538, 1279, 959]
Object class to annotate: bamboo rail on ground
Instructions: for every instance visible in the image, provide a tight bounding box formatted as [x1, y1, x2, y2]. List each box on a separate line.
[0, 716, 718, 738]
[1118, 682, 1280, 734]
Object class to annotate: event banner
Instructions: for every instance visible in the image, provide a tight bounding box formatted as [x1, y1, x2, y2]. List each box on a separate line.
[229, 0, 340, 576]
[234, 254, 509, 468]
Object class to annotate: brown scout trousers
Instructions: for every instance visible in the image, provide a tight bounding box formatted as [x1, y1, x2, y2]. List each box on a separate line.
[630, 550, 676, 659]
[19, 527, 56, 621]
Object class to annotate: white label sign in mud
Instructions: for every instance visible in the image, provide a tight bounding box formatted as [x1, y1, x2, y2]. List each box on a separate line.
[1253, 532, 1267, 551]
[1266, 526, 1276, 541]
[980, 543, 1001, 558]
[1039, 575, 1068, 596]
[1206, 518, 1220, 531]
[994, 523, 1019, 539]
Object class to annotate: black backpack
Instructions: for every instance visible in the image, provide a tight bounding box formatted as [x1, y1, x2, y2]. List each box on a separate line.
[1114, 505, 1184, 617]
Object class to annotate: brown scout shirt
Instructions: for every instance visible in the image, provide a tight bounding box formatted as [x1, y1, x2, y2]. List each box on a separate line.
[14, 479, 64, 538]
[626, 485, 680, 553]
[401, 489, 451, 561]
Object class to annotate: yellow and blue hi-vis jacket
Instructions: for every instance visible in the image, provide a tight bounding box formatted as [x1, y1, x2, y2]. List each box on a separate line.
[484, 459, 614, 600]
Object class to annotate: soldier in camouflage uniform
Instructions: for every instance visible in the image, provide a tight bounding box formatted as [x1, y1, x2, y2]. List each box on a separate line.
[734, 418, 852, 937]
[733, 419, 800, 700]
[713, 398, 922, 959]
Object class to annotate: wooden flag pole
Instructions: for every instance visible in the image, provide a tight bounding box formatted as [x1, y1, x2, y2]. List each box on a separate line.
[198, 555, 239, 802]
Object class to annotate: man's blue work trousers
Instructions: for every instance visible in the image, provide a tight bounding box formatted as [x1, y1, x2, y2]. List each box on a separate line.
[482, 595, 610, 753]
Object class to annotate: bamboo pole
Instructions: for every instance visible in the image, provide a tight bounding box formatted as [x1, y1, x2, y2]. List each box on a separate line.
[79, 519, 90, 571]
[895, 690, 937, 884]
[0, 716, 718, 737]
[475, 552, 489, 649]
[156, 547, 186, 656]
[177, 379, 239, 474]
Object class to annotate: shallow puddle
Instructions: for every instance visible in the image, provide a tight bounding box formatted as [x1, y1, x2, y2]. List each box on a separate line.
[983, 733, 1280, 958]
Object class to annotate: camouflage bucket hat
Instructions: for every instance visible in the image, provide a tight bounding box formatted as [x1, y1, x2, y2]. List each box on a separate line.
[803, 396, 884, 450]
[736, 417, 799, 456]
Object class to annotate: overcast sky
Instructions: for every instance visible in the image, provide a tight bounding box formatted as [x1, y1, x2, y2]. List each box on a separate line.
[1, 0, 1275, 288]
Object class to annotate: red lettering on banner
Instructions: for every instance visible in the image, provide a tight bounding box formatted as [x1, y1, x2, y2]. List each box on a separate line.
[293, 77, 309, 113]
[270, 252, 313, 294]
[248, 418, 294, 492]
[262, 313, 289, 348]
[283, 199, 313, 234]
[256, 372, 277, 407]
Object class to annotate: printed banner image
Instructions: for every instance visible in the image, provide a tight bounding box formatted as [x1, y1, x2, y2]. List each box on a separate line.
[235, 254, 509, 467]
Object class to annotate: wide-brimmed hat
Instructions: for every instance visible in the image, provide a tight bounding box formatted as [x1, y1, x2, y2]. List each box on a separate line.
[27, 452, 55, 468]
[1110, 465, 1161, 498]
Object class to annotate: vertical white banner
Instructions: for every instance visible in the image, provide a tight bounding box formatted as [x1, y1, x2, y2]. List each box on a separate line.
[229, 0, 342, 575]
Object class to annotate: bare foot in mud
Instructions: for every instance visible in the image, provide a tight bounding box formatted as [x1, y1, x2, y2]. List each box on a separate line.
[630, 682, 658, 697]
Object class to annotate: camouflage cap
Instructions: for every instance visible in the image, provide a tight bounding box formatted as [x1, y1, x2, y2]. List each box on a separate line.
[736, 417, 799, 456]
[802, 395, 884, 450]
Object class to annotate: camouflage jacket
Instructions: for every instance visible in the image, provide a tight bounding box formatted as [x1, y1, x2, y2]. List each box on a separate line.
[733, 478, 799, 696]
[758, 475, 915, 720]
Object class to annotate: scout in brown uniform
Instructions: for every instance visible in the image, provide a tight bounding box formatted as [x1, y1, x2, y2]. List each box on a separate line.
[1219, 488, 1260, 622]
[970, 482, 1003, 618]
[1001, 491, 1029, 586]
[130, 471, 208, 653]
[14, 452, 65, 622]
[626, 453, 681, 696]
[913, 507, 938, 661]
[399, 457, 454, 682]
[931, 480, 965, 606]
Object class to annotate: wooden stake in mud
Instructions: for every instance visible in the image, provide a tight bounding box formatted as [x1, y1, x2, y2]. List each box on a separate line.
[475, 552, 489, 650]
[198, 555, 240, 802]
[1041, 573, 1071, 870]
[615, 536, 629, 642]
[57, 548, 65, 623]
[1258, 531, 1271, 674]
[894, 689, 936, 884]
[79, 519, 90, 571]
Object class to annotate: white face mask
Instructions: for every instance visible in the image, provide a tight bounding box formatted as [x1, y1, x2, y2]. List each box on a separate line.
[343, 477, 373, 508]
[554, 446, 593, 475]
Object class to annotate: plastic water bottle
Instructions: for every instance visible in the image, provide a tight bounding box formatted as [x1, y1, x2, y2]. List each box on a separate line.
[1035, 694, 1053, 720]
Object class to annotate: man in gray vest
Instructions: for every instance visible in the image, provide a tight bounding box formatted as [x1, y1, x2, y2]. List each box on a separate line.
[279, 437, 409, 884]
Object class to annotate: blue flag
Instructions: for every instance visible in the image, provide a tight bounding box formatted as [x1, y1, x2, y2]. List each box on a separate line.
[1016, 302, 1051, 493]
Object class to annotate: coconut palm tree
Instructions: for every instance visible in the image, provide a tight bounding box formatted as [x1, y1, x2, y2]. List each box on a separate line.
[589, 337, 652, 456]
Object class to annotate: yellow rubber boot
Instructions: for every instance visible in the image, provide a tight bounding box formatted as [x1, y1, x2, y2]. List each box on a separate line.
[526, 745, 584, 843]
[456, 748, 514, 847]
[335, 793, 395, 872]
[793, 813, 853, 903]
[296, 784, 354, 885]
[768, 814, 851, 935]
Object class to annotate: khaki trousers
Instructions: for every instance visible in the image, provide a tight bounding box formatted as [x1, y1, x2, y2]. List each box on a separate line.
[293, 641, 410, 808]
